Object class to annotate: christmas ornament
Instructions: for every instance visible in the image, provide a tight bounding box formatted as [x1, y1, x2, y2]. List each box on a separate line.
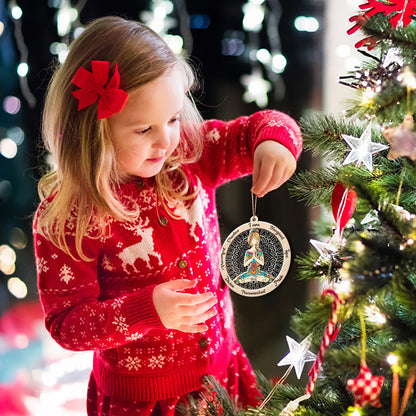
[306, 289, 342, 395]
[276, 289, 342, 416]
[220, 194, 291, 297]
[384, 113, 416, 160]
[339, 49, 403, 91]
[342, 122, 389, 172]
[346, 314, 384, 409]
[277, 334, 317, 379]
[346, 363, 384, 408]
[310, 238, 339, 264]
[331, 183, 358, 232]
[348, 0, 416, 33]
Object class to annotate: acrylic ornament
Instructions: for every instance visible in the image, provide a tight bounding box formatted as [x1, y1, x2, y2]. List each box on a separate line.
[220, 194, 291, 297]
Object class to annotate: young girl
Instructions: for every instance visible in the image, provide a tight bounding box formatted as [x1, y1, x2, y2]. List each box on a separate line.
[33, 16, 302, 416]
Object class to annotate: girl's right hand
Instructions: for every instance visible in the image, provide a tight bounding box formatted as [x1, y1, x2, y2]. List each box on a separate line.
[153, 279, 218, 333]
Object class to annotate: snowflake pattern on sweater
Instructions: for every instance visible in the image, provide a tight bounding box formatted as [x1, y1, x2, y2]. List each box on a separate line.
[33, 110, 302, 405]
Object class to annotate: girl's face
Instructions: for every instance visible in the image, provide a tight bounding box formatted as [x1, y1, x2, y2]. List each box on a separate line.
[108, 66, 185, 178]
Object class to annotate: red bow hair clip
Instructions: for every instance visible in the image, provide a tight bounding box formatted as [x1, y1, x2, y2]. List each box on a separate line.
[71, 61, 128, 119]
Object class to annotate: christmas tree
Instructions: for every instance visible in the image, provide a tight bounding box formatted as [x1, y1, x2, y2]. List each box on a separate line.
[195, 2, 416, 416]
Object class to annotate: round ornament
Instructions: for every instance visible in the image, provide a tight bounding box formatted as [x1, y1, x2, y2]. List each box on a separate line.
[220, 210, 291, 297]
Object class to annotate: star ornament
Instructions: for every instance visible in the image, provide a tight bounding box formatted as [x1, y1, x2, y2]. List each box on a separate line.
[346, 363, 384, 408]
[342, 123, 389, 172]
[277, 334, 317, 379]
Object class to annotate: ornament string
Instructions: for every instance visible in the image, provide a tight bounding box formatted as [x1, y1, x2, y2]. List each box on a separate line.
[258, 365, 295, 410]
[251, 192, 258, 222]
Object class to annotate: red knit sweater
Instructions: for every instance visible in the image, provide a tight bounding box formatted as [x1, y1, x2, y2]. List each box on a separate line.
[33, 110, 302, 404]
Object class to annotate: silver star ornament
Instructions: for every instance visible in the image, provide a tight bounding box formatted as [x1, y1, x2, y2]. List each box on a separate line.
[342, 123, 389, 172]
[277, 334, 317, 379]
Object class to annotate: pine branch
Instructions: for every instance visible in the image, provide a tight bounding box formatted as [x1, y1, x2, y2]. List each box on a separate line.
[289, 166, 339, 207]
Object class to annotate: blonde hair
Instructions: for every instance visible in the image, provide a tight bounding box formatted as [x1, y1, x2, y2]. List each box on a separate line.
[37, 16, 205, 260]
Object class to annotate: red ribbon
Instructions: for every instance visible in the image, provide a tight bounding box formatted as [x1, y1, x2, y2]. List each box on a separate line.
[71, 61, 128, 119]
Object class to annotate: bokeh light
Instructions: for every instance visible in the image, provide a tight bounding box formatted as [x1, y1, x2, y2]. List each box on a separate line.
[7, 276, 28, 299]
[3, 96, 21, 115]
[0, 138, 18, 159]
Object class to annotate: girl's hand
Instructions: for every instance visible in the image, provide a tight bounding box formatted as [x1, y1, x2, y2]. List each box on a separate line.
[252, 140, 297, 198]
[153, 279, 218, 333]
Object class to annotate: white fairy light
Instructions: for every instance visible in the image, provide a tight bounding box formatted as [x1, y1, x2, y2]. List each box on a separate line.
[242, 2, 265, 32]
[10, 4, 23, 20]
[56, 4, 78, 37]
[241, 70, 272, 107]
[17, 62, 28, 77]
[0, 21, 4, 36]
[0, 138, 18, 159]
[0, 244, 16, 274]
[387, 353, 399, 366]
[256, 48, 271, 65]
[294, 16, 320, 33]
[271, 53, 287, 73]
[365, 304, 386, 325]
[163, 34, 184, 55]
[7, 276, 28, 299]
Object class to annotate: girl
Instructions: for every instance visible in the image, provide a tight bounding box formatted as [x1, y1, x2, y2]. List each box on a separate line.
[33, 16, 302, 416]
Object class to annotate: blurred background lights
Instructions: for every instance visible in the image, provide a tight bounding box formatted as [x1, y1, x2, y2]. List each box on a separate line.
[0, 20, 4, 37]
[189, 14, 211, 29]
[242, 2, 265, 32]
[7, 277, 28, 299]
[50, 41, 69, 63]
[7, 126, 25, 145]
[3, 95, 21, 114]
[0, 244, 16, 275]
[73, 26, 85, 39]
[9, 227, 28, 250]
[10, 3, 23, 20]
[0, 138, 18, 159]
[222, 34, 245, 56]
[256, 48, 271, 65]
[271, 53, 287, 73]
[164, 34, 183, 55]
[17, 62, 29, 77]
[294, 16, 320, 32]
[56, 6, 78, 37]
[336, 44, 351, 58]
[387, 353, 399, 366]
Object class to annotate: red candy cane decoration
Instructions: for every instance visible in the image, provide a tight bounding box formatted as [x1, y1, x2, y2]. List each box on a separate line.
[278, 289, 343, 416]
[306, 288, 342, 396]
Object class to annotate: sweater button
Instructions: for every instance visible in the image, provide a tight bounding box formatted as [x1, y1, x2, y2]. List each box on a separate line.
[199, 337, 208, 349]
[178, 259, 188, 269]
[159, 216, 168, 226]
[136, 178, 145, 187]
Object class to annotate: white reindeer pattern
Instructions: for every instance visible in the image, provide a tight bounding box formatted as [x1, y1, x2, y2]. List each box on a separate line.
[118, 216, 163, 273]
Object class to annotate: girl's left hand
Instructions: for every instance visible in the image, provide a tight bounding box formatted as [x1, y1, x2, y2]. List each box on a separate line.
[252, 140, 297, 198]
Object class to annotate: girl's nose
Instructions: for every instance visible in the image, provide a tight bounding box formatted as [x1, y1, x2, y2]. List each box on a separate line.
[153, 127, 170, 149]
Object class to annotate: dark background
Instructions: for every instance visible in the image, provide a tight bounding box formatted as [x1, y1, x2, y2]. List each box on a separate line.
[0, 0, 323, 378]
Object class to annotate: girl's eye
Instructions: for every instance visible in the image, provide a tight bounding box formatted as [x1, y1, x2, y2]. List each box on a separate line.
[169, 116, 180, 125]
[136, 127, 151, 135]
